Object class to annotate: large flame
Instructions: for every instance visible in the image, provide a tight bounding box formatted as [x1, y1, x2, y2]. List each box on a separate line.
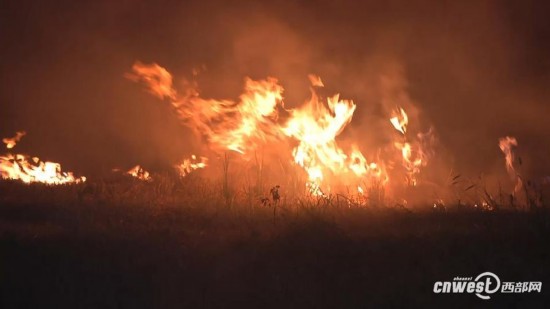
[128, 62, 433, 197]
[127, 62, 284, 155]
[282, 78, 386, 194]
[0, 132, 85, 184]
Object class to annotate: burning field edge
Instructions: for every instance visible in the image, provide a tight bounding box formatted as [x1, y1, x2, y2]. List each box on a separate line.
[0, 60, 548, 308]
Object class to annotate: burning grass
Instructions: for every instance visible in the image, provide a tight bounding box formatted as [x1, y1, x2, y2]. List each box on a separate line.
[1, 62, 548, 307]
[125, 62, 435, 197]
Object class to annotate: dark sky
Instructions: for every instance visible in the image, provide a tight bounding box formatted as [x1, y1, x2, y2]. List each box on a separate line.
[1, 0, 549, 180]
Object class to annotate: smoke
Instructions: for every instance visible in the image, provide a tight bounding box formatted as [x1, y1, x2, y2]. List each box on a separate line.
[1, 0, 549, 185]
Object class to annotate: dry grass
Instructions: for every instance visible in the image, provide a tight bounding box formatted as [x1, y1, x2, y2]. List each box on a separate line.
[0, 176, 549, 308]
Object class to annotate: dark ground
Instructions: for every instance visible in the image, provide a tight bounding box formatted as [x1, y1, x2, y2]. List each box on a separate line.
[0, 184, 549, 308]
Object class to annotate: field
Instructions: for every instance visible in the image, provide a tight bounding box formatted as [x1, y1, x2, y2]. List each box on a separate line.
[0, 178, 549, 308]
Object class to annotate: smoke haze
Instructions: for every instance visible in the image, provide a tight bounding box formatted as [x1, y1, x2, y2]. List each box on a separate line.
[1, 0, 549, 184]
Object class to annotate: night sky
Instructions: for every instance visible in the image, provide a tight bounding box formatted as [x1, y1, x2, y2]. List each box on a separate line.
[1, 0, 549, 181]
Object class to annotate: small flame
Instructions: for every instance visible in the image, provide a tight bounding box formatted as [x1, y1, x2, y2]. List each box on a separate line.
[394, 141, 425, 186]
[175, 154, 208, 177]
[127, 165, 151, 181]
[308, 74, 324, 87]
[390, 108, 431, 186]
[389, 107, 408, 135]
[125, 62, 177, 100]
[3, 131, 26, 149]
[499, 136, 518, 175]
[498, 136, 522, 194]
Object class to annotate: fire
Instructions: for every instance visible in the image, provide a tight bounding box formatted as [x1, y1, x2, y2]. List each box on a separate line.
[390, 107, 430, 186]
[499, 136, 518, 175]
[175, 154, 208, 177]
[125, 62, 177, 100]
[308, 74, 324, 87]
[282, 91, 354, 188]
[2, 131, 26, 149]
[282, 78, 387, 193]
[349, 146, 387, 182]
[499, 136, 522, 194]
[127, 165, 152, 181]
[0, 132, 85, 184]
[390, 108, 408, 134]
[127, 62, 284, 154]
[128, 62, 434, 197]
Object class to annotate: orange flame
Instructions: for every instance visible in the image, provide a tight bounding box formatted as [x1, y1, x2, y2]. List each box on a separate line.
[127, 165, 151, 181]
[389, 108, 408, 134]
[499, 136, 518, 175]
[0, 132, 85, 184]
[0, 154, 86, 184]
[499, 136, 522, 194]
[128, 63, 434, 195]
[175, 154, 208, 177]
[390, 107, 431, 186]
[127, 62, 283, 155]
[2, 131, 26, 149]
[125, 62, 177, 100]
[281, 78, 391, 194]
